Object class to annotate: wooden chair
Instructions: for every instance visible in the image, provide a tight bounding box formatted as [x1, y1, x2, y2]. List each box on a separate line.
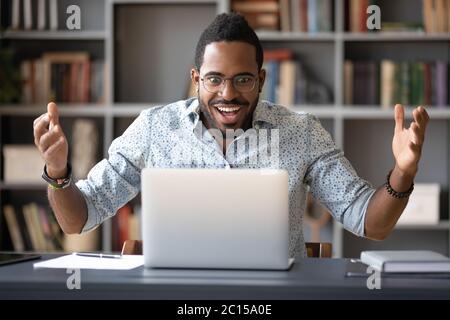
[122, 240, 332, 258]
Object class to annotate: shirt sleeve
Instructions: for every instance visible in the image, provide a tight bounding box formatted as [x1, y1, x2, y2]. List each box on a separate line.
[76, 109, 152, 233]
[303, 115, 376, 237]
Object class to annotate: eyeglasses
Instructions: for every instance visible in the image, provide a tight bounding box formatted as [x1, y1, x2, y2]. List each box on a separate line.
[200, 74, 257, 93]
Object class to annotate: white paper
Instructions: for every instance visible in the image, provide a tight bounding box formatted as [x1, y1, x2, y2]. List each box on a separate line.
[33, 253, 144, 270]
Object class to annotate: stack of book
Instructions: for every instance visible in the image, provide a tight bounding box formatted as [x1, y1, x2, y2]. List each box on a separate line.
[232, 0, 280, 31]
[231, 0, 333, 33]
[348, 0, 450, 33]
[423, 0, 450, 33]
[262, 49, 331, 106]
[344, 60, 448, 107]
[347, 0, 377, 32]
[20, 52, 106, 105]
[3, 203, 64, 252]
[9, 0, 60, 31]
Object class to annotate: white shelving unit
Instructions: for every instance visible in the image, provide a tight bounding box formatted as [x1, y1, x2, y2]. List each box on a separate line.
[1, 0, 449, 257]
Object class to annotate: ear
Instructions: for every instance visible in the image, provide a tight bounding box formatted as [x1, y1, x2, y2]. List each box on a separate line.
[191, 68, 200, 90]
[258, 68, 266, 93]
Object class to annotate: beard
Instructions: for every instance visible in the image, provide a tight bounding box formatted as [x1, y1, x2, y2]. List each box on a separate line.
[197, 93, 259, 135]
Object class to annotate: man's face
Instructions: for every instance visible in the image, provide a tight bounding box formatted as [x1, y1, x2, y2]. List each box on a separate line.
[191, 41, 265, 133]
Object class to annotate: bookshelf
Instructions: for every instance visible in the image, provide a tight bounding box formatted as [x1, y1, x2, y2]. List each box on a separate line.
[1, 0, 449, 257]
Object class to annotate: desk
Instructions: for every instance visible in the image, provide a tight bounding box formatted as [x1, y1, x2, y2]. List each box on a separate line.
[0, 254, 449, 299]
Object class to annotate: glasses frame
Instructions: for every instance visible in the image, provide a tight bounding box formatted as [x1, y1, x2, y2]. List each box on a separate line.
[200, 74, 258, 94]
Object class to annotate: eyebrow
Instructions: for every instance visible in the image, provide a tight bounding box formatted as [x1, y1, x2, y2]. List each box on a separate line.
[203, 71, 256, 77]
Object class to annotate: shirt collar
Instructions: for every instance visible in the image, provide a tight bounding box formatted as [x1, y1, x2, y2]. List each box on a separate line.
[252, 100, 277, 128]
[181, 98, 277, 129]
[181, 98, 201, 127]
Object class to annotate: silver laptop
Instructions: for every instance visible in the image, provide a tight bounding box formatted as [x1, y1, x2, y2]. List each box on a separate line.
[141, 168, 293, 270]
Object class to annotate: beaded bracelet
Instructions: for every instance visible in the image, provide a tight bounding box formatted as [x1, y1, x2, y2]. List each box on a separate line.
[384, 169, 414, 199]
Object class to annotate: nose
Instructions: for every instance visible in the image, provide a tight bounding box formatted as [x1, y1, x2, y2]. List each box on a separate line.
[219, 79, 239, 101]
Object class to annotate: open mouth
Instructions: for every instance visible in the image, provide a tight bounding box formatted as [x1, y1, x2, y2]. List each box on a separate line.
[213, 105, 244, 124]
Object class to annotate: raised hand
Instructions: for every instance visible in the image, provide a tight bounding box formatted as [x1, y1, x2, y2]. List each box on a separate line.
[33, 102, 69, 178]
[392, 104, 429, 177]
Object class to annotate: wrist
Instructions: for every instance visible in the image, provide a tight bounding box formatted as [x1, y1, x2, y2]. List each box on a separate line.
[47, 165, 68, 179]
[392, 164, 416, 191]
[42, 163, 72, 190]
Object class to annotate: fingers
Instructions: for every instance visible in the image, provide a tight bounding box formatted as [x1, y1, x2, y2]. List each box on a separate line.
[39, 124, 65, 153]
[394, 104, 404, 133]
[410, 122, 424, 146]
[33, 114, 50, 146]
[413, 106, 430, 131]
[47, 102, 60, 128]
[43, 136, 66, 159]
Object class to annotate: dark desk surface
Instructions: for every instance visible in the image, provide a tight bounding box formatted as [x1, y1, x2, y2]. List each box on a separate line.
[0, 254, 449, 299]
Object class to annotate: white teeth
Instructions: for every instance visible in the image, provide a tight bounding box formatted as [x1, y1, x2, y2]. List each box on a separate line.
[217, 106, 240, 113]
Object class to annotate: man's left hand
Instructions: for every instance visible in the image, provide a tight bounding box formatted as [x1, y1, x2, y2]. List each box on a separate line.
[392, 104, 430, 177]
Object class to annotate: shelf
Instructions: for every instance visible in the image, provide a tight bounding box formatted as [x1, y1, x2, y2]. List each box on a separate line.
[257, 32, 336, 42]
[1, 0, 449, 258]
[1, 30, 107, 40]
[255, 32, 450, 42]
[342, 32, 450, 42]
[110, 104, 159, 116]
[395, 221, 450, 231]
[0, 182, 47, 190]
[0, 105, 108, 116]
[340, 106, 450, 119]
[291, 105, 337, 117]
[292, 106, 450, 119]
[111, 0, 217, 4]
[2, 104, 449, 119]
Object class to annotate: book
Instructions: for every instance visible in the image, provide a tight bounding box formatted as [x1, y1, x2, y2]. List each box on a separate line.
[37, 0, 46, 30]
[3, 205, 25, 252]
[280, 0, 291, 32]
[41, 52, 90, 103]
[278, 60, 296, 106]
[23, 0, 32, 30]
[435, 0, 447, 33]
[380, 60, 396, 109]
[11, 0, 20, 30]
[361, 251, 450, 273]
[49, 0, 58, 30]
[232, 1, 279, 13]
[436, 61, 448, 107]
[344, 60, 353, 105]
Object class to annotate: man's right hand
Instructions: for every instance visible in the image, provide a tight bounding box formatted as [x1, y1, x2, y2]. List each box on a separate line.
[33, 102, 69, 179]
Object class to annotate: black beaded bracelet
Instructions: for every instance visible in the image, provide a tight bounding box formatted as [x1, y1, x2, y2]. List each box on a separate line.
[384, 170, 414, 199]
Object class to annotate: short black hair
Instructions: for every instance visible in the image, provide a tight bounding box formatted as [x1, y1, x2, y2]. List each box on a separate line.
[195, 12, 263, 71]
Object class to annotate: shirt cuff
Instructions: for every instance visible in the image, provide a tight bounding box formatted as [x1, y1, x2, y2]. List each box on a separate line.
[76, 180, 100, 234]
[343, 187, 377, 237]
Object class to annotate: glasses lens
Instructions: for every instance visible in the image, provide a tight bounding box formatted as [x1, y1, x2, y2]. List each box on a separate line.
[203, 76, 223, 93]
[233, 75, 256, 93]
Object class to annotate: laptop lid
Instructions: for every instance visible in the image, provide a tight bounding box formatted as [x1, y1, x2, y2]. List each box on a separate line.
[141, 168, 290, 270]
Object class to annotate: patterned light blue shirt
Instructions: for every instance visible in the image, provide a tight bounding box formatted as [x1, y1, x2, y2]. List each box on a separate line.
[76, 98, 376, 257]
